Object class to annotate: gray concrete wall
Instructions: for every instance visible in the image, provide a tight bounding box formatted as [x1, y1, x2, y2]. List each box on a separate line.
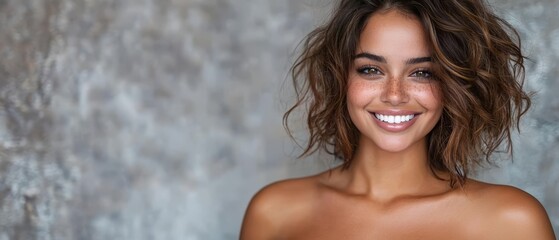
[0, 0, 556, 239]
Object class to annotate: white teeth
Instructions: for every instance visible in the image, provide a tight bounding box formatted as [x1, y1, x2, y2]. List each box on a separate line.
[374, 113, 415, 124]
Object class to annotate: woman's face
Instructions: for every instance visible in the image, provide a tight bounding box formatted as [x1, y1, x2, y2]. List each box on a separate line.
[347, 10, 443, 153]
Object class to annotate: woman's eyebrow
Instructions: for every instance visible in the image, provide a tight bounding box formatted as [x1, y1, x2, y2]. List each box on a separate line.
[353, 52, 386, 63]
[405, 57, 432, 65]
[353, 52, 432, 65]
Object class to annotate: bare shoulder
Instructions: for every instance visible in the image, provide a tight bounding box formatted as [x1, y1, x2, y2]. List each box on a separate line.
[462, 179, 556, 239]
[239, 173, 324, 240]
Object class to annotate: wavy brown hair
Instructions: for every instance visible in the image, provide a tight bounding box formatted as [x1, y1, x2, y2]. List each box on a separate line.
[283, 0, 531, 187]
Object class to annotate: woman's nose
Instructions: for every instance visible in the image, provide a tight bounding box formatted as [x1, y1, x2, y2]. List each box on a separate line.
[380, 77, 409, 105]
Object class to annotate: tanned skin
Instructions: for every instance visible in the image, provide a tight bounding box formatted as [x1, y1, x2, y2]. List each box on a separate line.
[240, 10, 556, 240]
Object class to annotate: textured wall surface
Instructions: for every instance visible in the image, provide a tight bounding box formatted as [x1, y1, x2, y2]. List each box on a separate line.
[0, 0, 556, 239]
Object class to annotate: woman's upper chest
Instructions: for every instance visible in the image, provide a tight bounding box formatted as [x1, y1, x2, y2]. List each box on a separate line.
[280, 191, 482, 240]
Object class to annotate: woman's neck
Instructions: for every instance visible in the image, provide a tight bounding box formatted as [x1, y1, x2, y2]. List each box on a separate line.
[341, 136, 449, 202]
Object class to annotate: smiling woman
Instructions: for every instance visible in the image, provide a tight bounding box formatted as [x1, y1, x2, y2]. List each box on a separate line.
[240, 0, 556, 239]
[347, 11, 443, 155]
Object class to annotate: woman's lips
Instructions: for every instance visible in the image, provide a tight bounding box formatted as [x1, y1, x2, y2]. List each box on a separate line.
[370, 112, 420, 132]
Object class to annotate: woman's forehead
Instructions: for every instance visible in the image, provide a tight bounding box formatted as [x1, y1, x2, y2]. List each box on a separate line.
[356, 10, 431, 59]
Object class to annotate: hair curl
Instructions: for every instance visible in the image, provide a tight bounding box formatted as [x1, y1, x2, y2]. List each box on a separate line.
[283, 0, 531, 187]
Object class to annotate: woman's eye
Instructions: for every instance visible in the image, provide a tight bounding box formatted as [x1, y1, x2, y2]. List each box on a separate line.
[357, 66, 382, 76]
[411, 70, 433, 79]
